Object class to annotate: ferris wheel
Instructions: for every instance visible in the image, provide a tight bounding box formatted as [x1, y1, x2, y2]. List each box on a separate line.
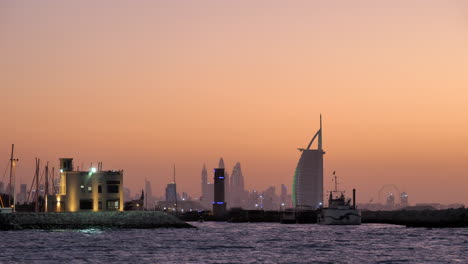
[377, 184, 401, 204]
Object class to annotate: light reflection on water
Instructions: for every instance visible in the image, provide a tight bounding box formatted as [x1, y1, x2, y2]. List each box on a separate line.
[76, 228, 104, 234]
[0, 223, 467, 263]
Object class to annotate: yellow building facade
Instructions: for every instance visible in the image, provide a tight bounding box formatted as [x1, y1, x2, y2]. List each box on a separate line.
[47, 158, 124, 212]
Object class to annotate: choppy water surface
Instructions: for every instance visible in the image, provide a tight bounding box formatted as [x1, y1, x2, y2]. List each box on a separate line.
[1, 223, 467, 263]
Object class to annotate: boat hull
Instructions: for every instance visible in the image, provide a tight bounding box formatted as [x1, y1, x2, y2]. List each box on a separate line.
[317, 208, 361, 225]
[0, 207, 13, 214]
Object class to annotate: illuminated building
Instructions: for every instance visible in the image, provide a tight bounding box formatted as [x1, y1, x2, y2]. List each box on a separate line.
[144, 178, 154, 210]
[293, 115, 325, 209]
[47, 158, 124, 212]
[218, 157, 230, 207]
[386, 193, 395, 208]
[213, 168, 226, 216]
[165, 183, 179, 202]
[400, 192, 409, 207]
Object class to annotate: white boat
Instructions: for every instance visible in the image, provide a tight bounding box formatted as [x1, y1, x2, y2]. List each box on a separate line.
[317, 172, 361, 225]
[0, 207, 13, 214]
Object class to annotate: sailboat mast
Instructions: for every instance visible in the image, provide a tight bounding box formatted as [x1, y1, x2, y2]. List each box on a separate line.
[334, 171, 338, 192]
[173, 164, 178, 214]
[35, 158, 40, 212]
[318, 114, 323, 151]
[45, 162, 49, 212]
[45, 162, 49, 196]
[8, 144, 17, 211]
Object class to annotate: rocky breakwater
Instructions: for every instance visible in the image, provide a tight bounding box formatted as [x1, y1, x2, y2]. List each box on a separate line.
[0, 211, 194, 230]
[362, 208, 468, 227]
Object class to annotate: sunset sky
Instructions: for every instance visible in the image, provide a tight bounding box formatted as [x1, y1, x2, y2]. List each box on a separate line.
[1, 1, 467, 204]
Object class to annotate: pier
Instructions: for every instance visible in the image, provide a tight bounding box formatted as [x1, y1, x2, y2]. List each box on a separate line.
[0, 211, 194, 230]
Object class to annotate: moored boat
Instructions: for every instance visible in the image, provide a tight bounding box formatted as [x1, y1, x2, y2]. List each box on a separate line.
[317, 172, 361, 225]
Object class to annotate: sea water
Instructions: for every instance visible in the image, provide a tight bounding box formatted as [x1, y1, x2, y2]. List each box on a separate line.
[0, 222, 467, 263]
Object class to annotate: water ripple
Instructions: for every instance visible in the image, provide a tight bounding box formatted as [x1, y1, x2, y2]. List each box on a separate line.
[0, 223, 467, 263]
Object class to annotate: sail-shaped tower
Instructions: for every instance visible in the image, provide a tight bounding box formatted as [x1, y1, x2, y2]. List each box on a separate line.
[293, 115, 325, 209]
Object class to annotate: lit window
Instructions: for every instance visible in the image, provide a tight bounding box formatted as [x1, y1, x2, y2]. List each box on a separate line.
[106, 200, 119, 210]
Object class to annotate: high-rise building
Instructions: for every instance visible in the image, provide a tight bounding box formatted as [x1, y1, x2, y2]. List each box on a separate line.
[293, 115, 325, 209]
[201, 164, 208, 198]
[280, 184, 292, 208]
[144, 178, 153, 210]
[400, 192, 409, 207]
[218, 158, 225, 169]
[200, 164, 214, 209]
[261, 186, 277, 210]
[165, 183, 179, 202]
[213, 168, 226, 216]
[218, 158, 230, 207]
[386, 193, 395, 208]
[230, 162, 246, 208]
[17, 183, 27, 204]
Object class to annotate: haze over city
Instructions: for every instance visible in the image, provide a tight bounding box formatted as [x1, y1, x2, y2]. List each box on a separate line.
[1, 1, 468, 205]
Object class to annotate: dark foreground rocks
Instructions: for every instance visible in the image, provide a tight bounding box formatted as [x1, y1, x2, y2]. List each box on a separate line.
[0, 211, 194, 230]
[362, 208, 468, 227]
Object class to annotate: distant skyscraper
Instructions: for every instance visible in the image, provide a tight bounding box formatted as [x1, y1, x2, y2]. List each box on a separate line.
[17, 183, 27, 204]
[201, 164, 208, 194]
[400, 192, 409, 207]
[218, 157, 230, 207]
[280, 184, 291, 208]
[165, 183, 179, 202]
[293, 115, 325, 209]
[386, 193, 395, 208]
[144, 178, 153, 210]
[200, 164, 213, 209]
[230, 162, 246, 208]
[218, 158, 225, 169]
[213, 168, 226, 216]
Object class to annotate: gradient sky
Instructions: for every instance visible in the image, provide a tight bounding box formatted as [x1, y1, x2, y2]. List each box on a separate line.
[1, 1, 467, 204]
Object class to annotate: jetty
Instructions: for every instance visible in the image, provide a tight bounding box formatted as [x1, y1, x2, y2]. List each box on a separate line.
[0, 211, 194, 230]
[362, 208, 468, 227]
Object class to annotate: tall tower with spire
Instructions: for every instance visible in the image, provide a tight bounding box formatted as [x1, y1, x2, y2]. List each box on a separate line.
[218, 158, 225, 169]
[293, 115, 325, 209]
[200, 164, 213, 209]
[201, 164, 208, 197]
[230, 162, 245, 208]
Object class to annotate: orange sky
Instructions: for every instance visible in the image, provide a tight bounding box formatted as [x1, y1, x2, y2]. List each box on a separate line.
[1, 1, 467, 204]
